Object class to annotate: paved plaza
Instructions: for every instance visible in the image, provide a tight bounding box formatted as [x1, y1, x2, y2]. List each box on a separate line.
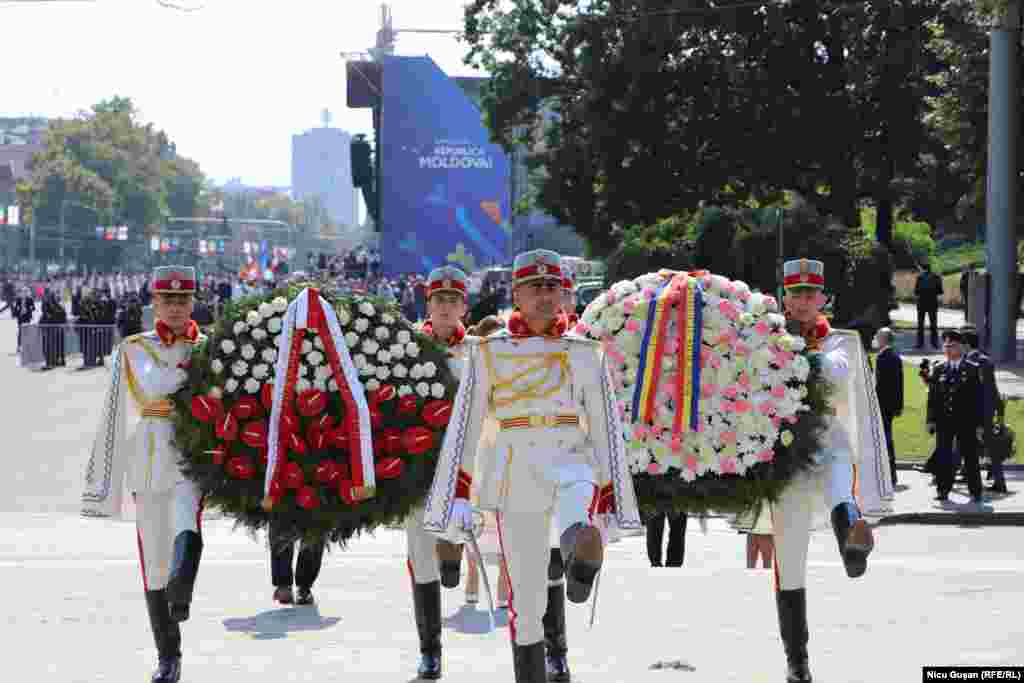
[2, 316, 1022, 682]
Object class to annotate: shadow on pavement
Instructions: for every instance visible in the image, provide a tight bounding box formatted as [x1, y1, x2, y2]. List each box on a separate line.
[222, 605, 341, 640]
[443, 604, 509, 634]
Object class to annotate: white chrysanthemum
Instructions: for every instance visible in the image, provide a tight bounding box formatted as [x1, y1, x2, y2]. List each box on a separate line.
[353, 353, 367, 368]
[390, 343, 405, 359]
[299, 364, 309, 377]
[405, 342, 420, 358]
[416, 382, 430, 397]
[422, 362, 437, 378]
[261, 348, 277, 364]
[345, 332, 359, 348]
[377, 350, 391, 365]
[355, 318, 370, 333]
[231, 360, 249, 377]
[362, 339, 380, 355]
[267, 317, 282, 334]
[246, 310, 261, 327]
[376, 366, 390, 381]
[252, 328, 268, 341]
[252, 363, 270, 380]
[273, 334, 282, 348]
[397, 330, 411, 345]
[410, 364, 424, 380]
[211, 359, 224, 374]
[365, 379, 380, 392]
[233, 321, 247, 336]
[359, 301, 375, 317]
[208, 386, 223, 399]
[328, 378, 339, 392]
[272, 296, 288, 313]
[393, 364, 408, 379]
[300, 340, 312, 354]
[295, 378, 312, 393]
[375, 326, 390, 341]
[241, 344, 256, 360]
[313, 336, 324, 350]
[225, 378, 239, 393]
[221, 339, 236, 355]
[313, 378, 328, 392]
[398, 384, 413, 397]
[336, 306, 351, 326]
[359, 364, 376, 377]
[307, 350, 324, 366]
[258, 302, 274, 319]
[382, 314, 395, 325]
[431, 382, 445, 398]
[244, 378, 260, 393]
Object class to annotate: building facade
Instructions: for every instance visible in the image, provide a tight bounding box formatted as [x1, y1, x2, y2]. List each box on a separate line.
[291, 127, 356, 227]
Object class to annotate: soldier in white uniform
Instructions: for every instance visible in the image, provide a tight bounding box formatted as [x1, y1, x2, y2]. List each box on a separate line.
[405, 266, 474, 680]
[772, 258, 887, 682]
[423, 250, 641, 683]
[81, 266, 205, 683]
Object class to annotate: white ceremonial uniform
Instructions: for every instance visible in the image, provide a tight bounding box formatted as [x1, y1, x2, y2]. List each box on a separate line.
[405, 335, 476, 584]
[771, 329, 893, 590]
[423, 330, 641, 646]
[81, 330, 204, 590]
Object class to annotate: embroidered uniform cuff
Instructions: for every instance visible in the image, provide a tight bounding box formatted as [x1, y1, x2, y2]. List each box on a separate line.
[455, 469, 473, 500]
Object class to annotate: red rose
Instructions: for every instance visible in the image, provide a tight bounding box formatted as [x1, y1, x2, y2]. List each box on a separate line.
[369, 404, 383, 428]
[337, 479, 355, 505]
[240, 420, 268, 449]
[328, 426, 350, 451]
[378, 428, 403, 456]
[258, 447, 269, 465]
[287, 431, 307, 456]
[279, 411, 299, 436]
[261, 383, 274, 411]
[282, 461, 305, 489]
[315, 460, 341, 485]
[422, 400, 453, 429]
[376, 384, 397, 402]
[191, 395, 224, 423]
[215, 413, 239, 442]
[227, 455, 254, 480]
[306, 423, 329, 451]
[267, 478, 284, 503]
[314, 414, 336, 433]
[296, 389, 327, 417]
[398, 395, 418, 415]
[375, 457, 404, 480]
[296, 486, 320, 510]
[232, 396, 263, 421]
[401, 426, 435, 456]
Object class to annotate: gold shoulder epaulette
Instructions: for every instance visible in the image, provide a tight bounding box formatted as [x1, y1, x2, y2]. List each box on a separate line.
[123, 332, 152, 345]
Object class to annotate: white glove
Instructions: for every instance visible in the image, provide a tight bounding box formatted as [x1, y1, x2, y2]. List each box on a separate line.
[450, 499, 475, 533]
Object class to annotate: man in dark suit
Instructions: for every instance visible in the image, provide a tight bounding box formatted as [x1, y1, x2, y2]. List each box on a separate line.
[926, 329, 986, 503]
[873, 327, 903, 487]
[914, 263, 943, 349]
[960, 325, 1008, 494]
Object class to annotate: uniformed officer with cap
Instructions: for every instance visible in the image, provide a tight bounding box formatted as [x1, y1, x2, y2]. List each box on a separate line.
[927, 328, 986, 502]
[423, 249, 641, 683]
[81, 266, 205, 683]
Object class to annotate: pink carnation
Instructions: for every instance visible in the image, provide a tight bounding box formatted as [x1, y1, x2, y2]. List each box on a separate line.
[633, 424, 650, 440]
[686, 455, 699, 472]
[575, 323, 591, 335]
[757, 449, 775, 463]
[771, 385, 787, 399]
[700, 383, 719, 399]
[670, 436, 683, 452]
[772, 416, 782, 429]
[734, 342, 751, 356]
[646, 462, 661, 475]
[625, 319, 641, 333]
[718, 300, 739, 321]
[759, 401, 777, 416]
[755, 321, 771, 336]
[623, 298, 636, 314]
[764, 296, 777, 310]
[720, 456, 738, 474]
[723, 385, 739, 400]
[721, 431, 737, 444]
[785, 415, 798, 424]
[642, 287, 657, 300]
[734, 399, 752, 413]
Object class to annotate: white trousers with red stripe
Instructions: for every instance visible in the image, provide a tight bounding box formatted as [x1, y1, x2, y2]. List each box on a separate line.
[135, 480, 202, 591]
[771, 460, 856, 592]
[406, 504, 441, 585]
[497, 478, 595, 646]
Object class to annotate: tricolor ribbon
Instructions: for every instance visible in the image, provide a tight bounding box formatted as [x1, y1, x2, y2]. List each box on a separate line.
[265, 288, 376, 504]
[632, 274, 704, 440]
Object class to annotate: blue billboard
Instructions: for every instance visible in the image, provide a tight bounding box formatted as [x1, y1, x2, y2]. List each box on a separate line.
[380, 56, 510, 275]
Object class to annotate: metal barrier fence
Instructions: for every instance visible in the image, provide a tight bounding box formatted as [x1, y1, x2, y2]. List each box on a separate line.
[19, 324, 120, 369]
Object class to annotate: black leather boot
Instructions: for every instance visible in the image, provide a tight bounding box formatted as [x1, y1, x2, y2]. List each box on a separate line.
[559, 523, 603, 604]
[513, 642, 547, 683]
[436, 539, 463, 589]
[543, 583, 571, 682]
[412, 580, 443, 679]
[830, 503, 873, 579]
[144, 590, 182, 683]
[166, 531, 203, 622]
[775, 589, 812, 682]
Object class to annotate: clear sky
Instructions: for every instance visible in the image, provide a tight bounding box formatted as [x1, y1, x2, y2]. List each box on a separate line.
[0, 0, 484, 187]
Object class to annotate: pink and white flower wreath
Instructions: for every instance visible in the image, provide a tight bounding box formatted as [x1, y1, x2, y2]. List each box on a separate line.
[575, 271, 812, 481]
